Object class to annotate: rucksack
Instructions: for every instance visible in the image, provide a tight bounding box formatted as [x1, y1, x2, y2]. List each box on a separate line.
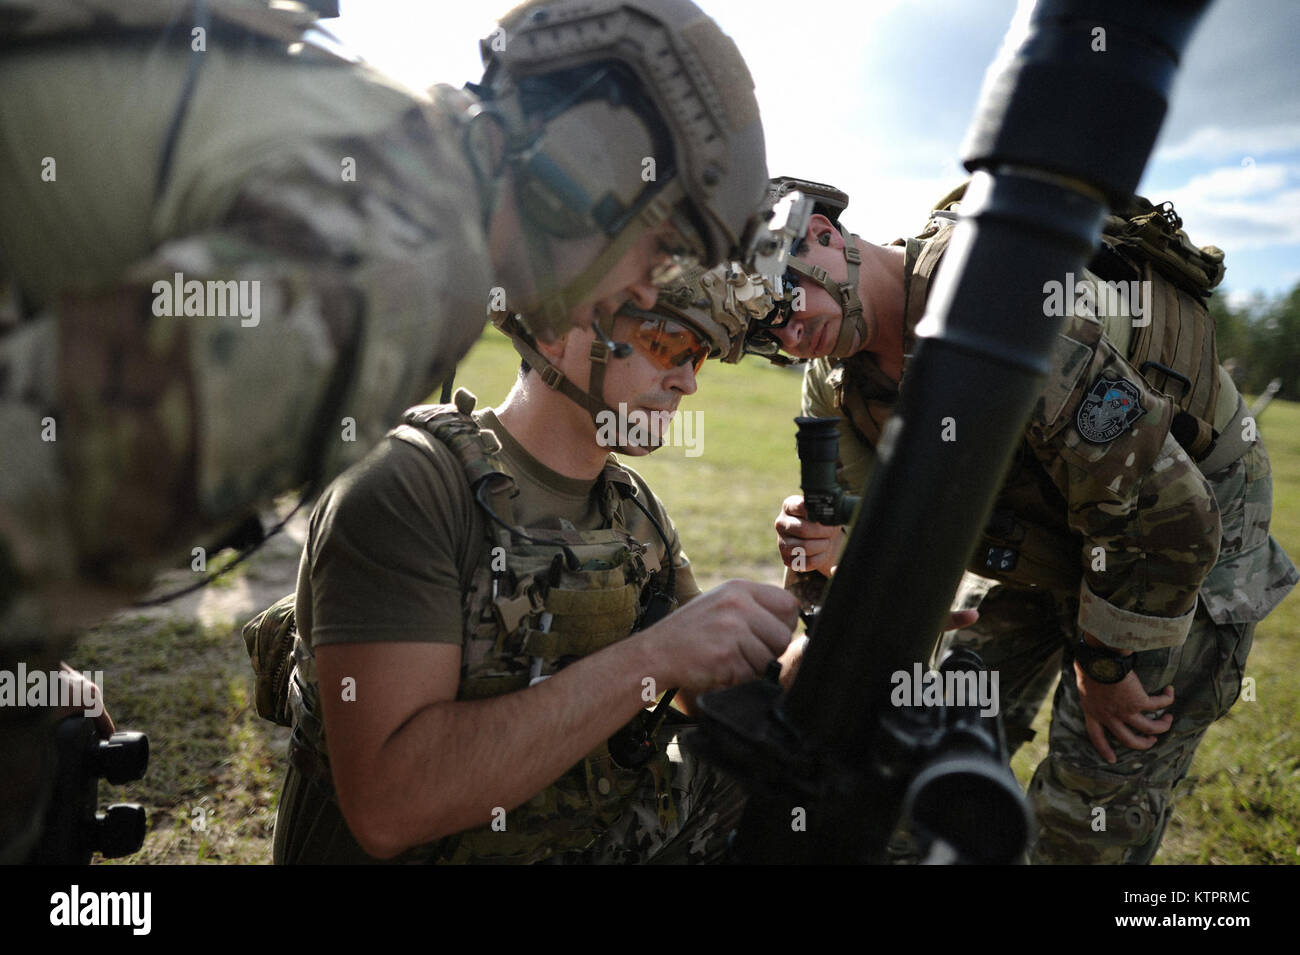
[919, 184, 1229, 462]
[242, 593, 298, 727]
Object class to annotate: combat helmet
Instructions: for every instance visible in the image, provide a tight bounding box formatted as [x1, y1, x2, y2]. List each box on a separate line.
[473, 0, 770, 340]
[620, 263, 774, 364]
[492, 259, 762, 446]
[749, 176, 866, 360]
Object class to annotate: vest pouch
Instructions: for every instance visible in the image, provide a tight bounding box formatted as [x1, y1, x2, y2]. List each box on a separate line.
[241, 592, 298, 726]
[431, 760, 611, 864]
[974, 511, 1083, 593]
[583, 738, 673, 834]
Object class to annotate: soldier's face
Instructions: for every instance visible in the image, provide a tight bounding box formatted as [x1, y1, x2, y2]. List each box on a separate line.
[592, 313, 702, 457]
[566, 223, 674, 334]
[770, 223, 860, 359]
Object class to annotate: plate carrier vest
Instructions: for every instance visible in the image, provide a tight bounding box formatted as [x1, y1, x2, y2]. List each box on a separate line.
[252, 390, 682, 862]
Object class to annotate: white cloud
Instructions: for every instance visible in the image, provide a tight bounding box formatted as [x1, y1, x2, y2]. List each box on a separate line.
[1223, 288, 1255, 310]
[1175, 162, 1290, 200]
[1161, 171, 1300, 249]
[1156, 124, 1300, 163]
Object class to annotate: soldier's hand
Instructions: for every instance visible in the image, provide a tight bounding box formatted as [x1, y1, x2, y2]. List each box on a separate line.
[777, 635, 808, 690]
[775, 495, 845, 577]
[646, 580, 799, 693]
[1074, 665, 1174, 764]
[777, 609, 979, 691]
[54, 664, 115, 739]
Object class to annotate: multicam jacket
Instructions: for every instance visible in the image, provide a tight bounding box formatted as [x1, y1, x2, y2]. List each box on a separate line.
[801, 214, 1297, 652]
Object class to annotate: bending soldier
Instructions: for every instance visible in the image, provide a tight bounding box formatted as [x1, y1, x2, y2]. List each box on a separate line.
[758, 179, 1297, 864]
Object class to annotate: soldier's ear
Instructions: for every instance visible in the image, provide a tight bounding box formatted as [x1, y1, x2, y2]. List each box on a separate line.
[806, 214, 842, 250]
[533, 323, 578, 364]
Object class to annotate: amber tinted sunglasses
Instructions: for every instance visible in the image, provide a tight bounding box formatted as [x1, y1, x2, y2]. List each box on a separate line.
[624, 317, 710, 374]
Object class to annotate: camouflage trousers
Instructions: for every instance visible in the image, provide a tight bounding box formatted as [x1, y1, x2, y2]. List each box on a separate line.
[275, 731, 743, 865]
[940, 573, 1254, 865]
[557, 736, 744, 864]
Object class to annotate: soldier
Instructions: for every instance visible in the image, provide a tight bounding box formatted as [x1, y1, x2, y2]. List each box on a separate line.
[760, 180, 1298, 863]
[272, 265, 800, 863]
[0, 0, 770, 862]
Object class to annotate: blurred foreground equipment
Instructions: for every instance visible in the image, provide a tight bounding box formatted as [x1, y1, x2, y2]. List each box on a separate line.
[29, 719, 149, 865]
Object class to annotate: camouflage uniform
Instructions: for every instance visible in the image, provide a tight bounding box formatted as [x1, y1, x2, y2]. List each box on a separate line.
[801, 217, 1297, 864]
[0, 1, 493, 861]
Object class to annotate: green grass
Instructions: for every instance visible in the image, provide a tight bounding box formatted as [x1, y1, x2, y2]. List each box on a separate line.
[74, 616, 288, 864]
[75, 329, 1298, 864]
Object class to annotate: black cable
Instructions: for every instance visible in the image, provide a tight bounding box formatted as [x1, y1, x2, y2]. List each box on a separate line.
[154, 0, 209, 203]
[622, 490, 681, 734]
[131, 493, 310, 607]
[624, 489, 676, 605]
[474, 482, 581, 570]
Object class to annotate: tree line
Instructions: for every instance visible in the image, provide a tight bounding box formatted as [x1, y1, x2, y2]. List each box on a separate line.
[1211, 280, 1300, 400]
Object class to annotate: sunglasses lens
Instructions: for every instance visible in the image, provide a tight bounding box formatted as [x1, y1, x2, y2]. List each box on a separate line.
[762, 301, 792, 329]
[633, 319, 709, 372]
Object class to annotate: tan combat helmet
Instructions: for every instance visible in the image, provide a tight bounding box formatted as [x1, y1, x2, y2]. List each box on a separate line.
[644, 264, 785, 364]
[493, 261, 770, 432]
[475, 0, 770, 341]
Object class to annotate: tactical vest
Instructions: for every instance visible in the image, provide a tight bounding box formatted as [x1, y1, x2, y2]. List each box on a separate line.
[830, 197, 1246, 593]
[287, 391, 681, 863]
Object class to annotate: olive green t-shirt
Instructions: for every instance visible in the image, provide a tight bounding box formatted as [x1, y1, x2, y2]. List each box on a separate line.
[295, 408, 700, 650]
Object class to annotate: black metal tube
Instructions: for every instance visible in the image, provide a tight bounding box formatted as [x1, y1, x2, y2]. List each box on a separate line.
[783, 170, 1106, 745]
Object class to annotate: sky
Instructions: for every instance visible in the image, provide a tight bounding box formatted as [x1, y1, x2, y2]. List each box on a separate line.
[323, 0, 1300, 306]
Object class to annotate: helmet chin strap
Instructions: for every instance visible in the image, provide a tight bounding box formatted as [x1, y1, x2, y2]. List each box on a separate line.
[786, 226, 867, 358]
[492, 313, 652, 456]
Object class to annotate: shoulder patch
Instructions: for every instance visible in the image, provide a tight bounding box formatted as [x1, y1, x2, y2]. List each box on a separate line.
[1076, 376, 1146, 443]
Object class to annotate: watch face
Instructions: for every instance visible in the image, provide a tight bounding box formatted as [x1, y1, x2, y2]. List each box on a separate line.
[1087, 657, 1128, 684]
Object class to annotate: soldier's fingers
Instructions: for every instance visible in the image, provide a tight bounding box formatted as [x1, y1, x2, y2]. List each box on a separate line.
[778, 539, 824, 571]
[1146, 684, 1175, 709]
[1106, 718, 1156, 752]
[946, 609, 979, 630]
[780, 495, 807, 520]
[758, 603, 801, 646]
[1125, 711, 1173, 736]
[791, 541, 834, 569]
[1085, 715, 1116, 764]
[775, 514, 837, 540]
[778, 534, 830, 556]
[738, 629, 785, 677]
[744, 587, 800, 640]
[93, 706, 117, 740]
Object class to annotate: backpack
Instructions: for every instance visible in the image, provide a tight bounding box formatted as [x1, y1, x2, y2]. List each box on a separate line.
[242, 593, 298, 726]
[917, 184, 1229, 462]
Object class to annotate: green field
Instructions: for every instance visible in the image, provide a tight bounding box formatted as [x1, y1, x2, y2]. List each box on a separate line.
[75, 328, 1299, 864]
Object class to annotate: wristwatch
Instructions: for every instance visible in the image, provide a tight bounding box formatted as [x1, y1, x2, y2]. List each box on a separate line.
[1074, 635, 1135, 684]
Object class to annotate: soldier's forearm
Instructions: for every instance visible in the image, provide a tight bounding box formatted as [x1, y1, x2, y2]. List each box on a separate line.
[331, 635, 660, 859]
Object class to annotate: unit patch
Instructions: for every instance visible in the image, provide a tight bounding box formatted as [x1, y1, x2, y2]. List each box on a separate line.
[1077, 376, 1146, 443]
